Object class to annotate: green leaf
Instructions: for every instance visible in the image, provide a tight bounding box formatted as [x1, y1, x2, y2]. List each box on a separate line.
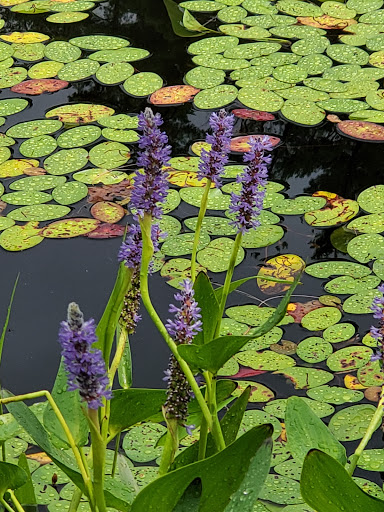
[43, 360, 89, 447]
[117, 325, 133, 390]
[193, 272, 220, 345]
[183, 8, 218, 33]
[109, 388, 167, 438]
[131, 424, 272, 512]
[285, 396, 346, 466]
[163, 0, 207, 37]
[179, 278, 299, 373]
[301, 450, 384, 512]
[14, 453, 37, 506]
[214, 274, 294, 303]
[0, 461, 27, 497]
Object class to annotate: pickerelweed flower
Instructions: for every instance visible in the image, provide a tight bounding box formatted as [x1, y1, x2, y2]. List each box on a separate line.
[370, 284, 384, 365]
[130, 108, 171, 220]
[59, 303, 112, 409]
[120, 272, 141, 334]
[197, 109, 234, 188]
[118, 222, 166, 272]
[163, 279, 202, 432]
[229, 135, 273, 234]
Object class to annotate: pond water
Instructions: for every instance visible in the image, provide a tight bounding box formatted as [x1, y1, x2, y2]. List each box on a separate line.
[1, 0, 384, 507]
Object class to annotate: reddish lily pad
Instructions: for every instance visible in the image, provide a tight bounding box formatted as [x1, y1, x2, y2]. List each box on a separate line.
[327, 346, 373, 372]
[287, 300, 323, 323]
[90, 201, 125, 223]
[231, 109, 276, 121]
[83, 223, 125, 238]
[304, 191, 359, 227]
[149, 85, 200, 105]
[42, 218, 100, 238]
[230, 135, 281, 152]
[274, 367, 333, 389]
[10, 79, 68, 95]
[87, 181, 131, 203]
[336, 120, 384, 142]
[297, 15, 357, 30]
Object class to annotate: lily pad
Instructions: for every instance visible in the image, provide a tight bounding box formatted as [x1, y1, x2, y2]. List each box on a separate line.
[326, 44, 369, 65]
[19, 135, 57, 157]
[343, 290, 382, 314]
[184, 216, 236, 235]
[238, 87, 284, 111]
[232, 380, 274, 402]
[97, 114, 138, 130]
[7, 204, 70, 221]
[12, 42, 45, 61]
[348, 213, 384, 233]
[57, 59, 100, 81]
[307, 385, 363, 405]
[123, 72, 163, 97]
[347, 233, 384, 263]
[69, 35, 130, 51]
[276, 0, 322, 17]
[89, 47, 150, 63]
[0, 98, 28, 116]
[47, 12, 89, 22]
[325, 275, 380, 294]
[305, 261, 371, 278]
[274, 367, 333, 389]
[357, 360, 384, 386]
[28, 61, 64, 79]
[7, 120, 62, 138]
[73, 169, 128, 185]
[1, 32, 49, 44]
[272, 196, 326, 214]
[161, 232, 210, 256]
[323, 323, 356, 343]
[187, 36, 239, 55]
[194, 85, 238, 109]
[281, 100, 325, 126]
[197, 236, 245, 272]
[328, 404, 377, 441]
[258, 474, 303, 505]
[122, 423, 166, 463]
[44, 148, 89, 175]
[234, 350, 295, 371]
[0, 158, 39, 178]
[51, 181, 88, 205]
[11, 79, 69, 95]
[358, 449, 384, 472]
[150, 85, 200, 105]
[179, 0, 225, 11]
[88, 142, 130, 169]
[9, 175, 66, 191]
[296, 337, 333, 363]
[0, 222, 43, 251]
[184, 66, 225, 89]
[296, 55, 333, 76]
[96, 62, 134, 85]
[90, 201, 125, 224]
[102, 129, 138, 143]
[180, 188, 230, 210]
[326, 346, 373, 372]
[57, 125, 101, 148]
[241, 225, 284, 248]
[42, 218, 100, 238]
[218, 5, 247, 22]
[226, 304, 293, 327]
[239, 410, 282, 439]
[44, 41, 82, 63]
[264, 397, 334, 419]
[160, 258, 206, 288]
[301, 307, 342, 331]
[0, 68, 28, 88]
[321, 1, 356, 19]
[304, 194, 359, 227]
[1, 190, 51, 205]
[358, 185, 384, 213]
[46, 104, 115, 124]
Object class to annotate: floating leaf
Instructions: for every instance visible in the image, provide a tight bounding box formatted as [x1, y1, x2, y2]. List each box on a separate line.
[301, 307, 341, 331]
[230, 134, 281, 151]
[7, 204, 70, 221]
[323, 323, 356, 343]
[46, 104, 115, 124]
[358, 360, 384, 386]
[337, 120, 384, 141]
[277, 0, 322, 17]
[0, 158, 39, 178]
[0, 222, 43, 251]
[232, 108, 275, 121]
[69, 35, 130, 51]
[304, 192, 359, 227]
[98, 114, 138, 130]
[274, 367, 333, 389]
[305, 260, 371, 278]
[73, 169, 128, 185]
[11, 79, 68, 95]
[44, 148, 88, 175]
[180, 187, 230, 210]
[258, 474, 303, 505]
[161, 258, 206, 288]
[1, 32, 49, 44]
[1, 190, 51, 205]
[89, 142, 130, 169]
[358, 185, 384, 213]
[327, 346, 373, 372]
[19, 135, 57, 158]
[184, 216, 236, 235]
[325, 275, 380, 294]
[343, 290, 382, 314]
[28, 61, 64, 79]
[239, 410, 282, 439]
[307, 384, 363, 406]
[184, 66, 225, 89]
[187, 36, 239, 55]
[347, 233, 384, 263]
[57, 59, 100, 81]
[0, 98, 28, 116]
[194, 84, 238, 109]
[7, 120, 62, 139]
[241, 225, 284, 248]
[238, 87, 284, 112]
[123, 72, 163, 97]
[90, 201, 125, 223]
[46, 12, 89, 23]
[232, 380, 274, 402]
[296, 337, 333, 363]
[83, 223, 125, 238]
[328, 404, 377, 441]
[272, 196, 326, 215]
[51, 181, 88, 205]
[10, 175, 66, 191]
[161, 232, 210, 256]
[42, 218, 100, 238]
[234, 350, 295, 371]
[197, 237, 244, 272]
[150, 85, 200, 105]
[95, 62, 134, 85]
[44, 41, 82, 63]
[57, 125, 101, 148]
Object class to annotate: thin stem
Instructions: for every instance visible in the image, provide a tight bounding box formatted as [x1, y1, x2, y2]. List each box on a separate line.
[111, 432, 121, 478]
[198, 374, 210, 460]
[68, 487, 82, 512]
[0, 392, 94, 506]
[108, 325, 128, 385]
[1, 441, 5, 462]
[139, 215, 215, 438]
[190, 181, 211, 282]
[88, 408, 107, 512]
[347, 388, 384, 475]
[0, 497, 17, 512]
[158, 417, 179, 476]
[215, 232, 243, 338]
[8, 491, 25, 512]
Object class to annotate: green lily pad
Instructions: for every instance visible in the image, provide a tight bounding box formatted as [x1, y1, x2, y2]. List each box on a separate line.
[326, 44, 369, 65]
[347, 233, 384, 263]
[42, 218, 100, 238]
[296, 337, 333, 363]
[305, 261, 371, 278]
[321, 1, 356, 18]
[47, 12, 89, 23]
[95, 62, 134, 85]
[272, 64, 307, 84]
[230, 63, 274, 81]
[240, 327, 284, 351]
[123, 72, 163, 97]
[303, 78, 347, 93]
[276, 0, 322, 16]
[232, 380, 274, 402]
[197, 236, 245, 272]
[69, 35, 130, 51]
[184, 66, 225, 89]
[161, 232, 210, 256]
[271, 196, 326, 214]
[122, 423, 166, 463]
[73, 168, 128, 185]
[291, 36, 330, 56]
[44, 41, 82, 63]
[0, 218, 15, 231]
[101, 128, 138, 143]
[373, 258, 384, 279]
[163, 189, 181, 213]
[307, 385, 364, 405]
[264, 397, 334, 419]
[281, 100, 326, 126]
[278, 87, 329, 102]
[346, 0, 382, 13]
[57, 59, 100, 81]
[158, 215, 181, 236]
[28, 61, 64, 79]
[257, 52, 300, 66]
[350, 110, 384, 123]
[7, 204, 70, 221]
[238, 86, 284, 111]
[0, 134, 16, 147]
[19, 135, 57, 157]
[194, 85, 238, 109]
[234, 350, 295, 370]
[217, 357, 239, 376]
[9, 175, 66, 191]
[358, 185, 384, 213]
[46, 104, 114, 124]
[259, 474, 303, 505]
[179, 0, 225, 11]
[51, 181, 88, 205]
[242, 0, 278, 14]
[242, 13, 296, 27]
[12, 42, 45, 61]
[323, 323, 356, 343]
[7, 119, 62, 138]
[218, 5, 247, 22]
[358, 449, 384, 472]
[32, 463, 70, 485]
[184, 216, 237, 235]
[348, 213, 384, 233]
[274, 459, 303, 481]
[160, 258, 206, 288]
[304, 197, 359, 227]
[44, 148, 88, 175]
[270, 24, 325, 38]
[240, 224, 284, 248]
[328, 404, 377, 441]
[317, 99, 369, 113]
[97, 114, 138, 130]
[325, 275, 380, 294]
[274, 367, 333, 389]
[239, 76, 292, 90]
[343, 290, 382, 314]
[89, 47, 150, 63]
[353, 478, 384, 500]
[239, 410, 282, 439]
[187, 36, 239, 55]
[357, 360, 384, 386]
[360, 9, 384, 22]
[297, 55, 333, 76]
[219, 24, 271, 38]
[0, 98, 28, 116]
[224, 42, 281, 60]
[57, 125, 101, 148]
[226, 304, 293, 327]
[326, 346, 373, 372]
[301, 307, 342, 331]
[0, 222, 44, 251]
[0, 147, 10, 164]
[180, 188, 230, 210]
[88, 142, 130, 169]
[1, 190, 51, 205]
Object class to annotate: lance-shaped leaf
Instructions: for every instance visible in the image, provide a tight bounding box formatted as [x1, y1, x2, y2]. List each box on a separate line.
[285, 396, 346, 466]
[301, 450, 384, 512]
[179, 278, 299, 373]
[163, 0, 212, 37]
[14, 453, 36, 506]
[193, 272, 220, 345]
[131, 424, 272, 512]
[0, 461, 27, 498]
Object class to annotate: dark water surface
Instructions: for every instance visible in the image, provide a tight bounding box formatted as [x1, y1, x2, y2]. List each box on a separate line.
[0, 0, 383, 485]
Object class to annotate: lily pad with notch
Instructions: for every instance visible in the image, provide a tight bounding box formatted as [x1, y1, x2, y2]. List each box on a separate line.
[197, 236, 245, 272]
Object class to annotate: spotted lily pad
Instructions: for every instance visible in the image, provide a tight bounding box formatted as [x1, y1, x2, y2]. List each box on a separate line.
[343, 290, 382, 314]
[1, 190, 51, 205]
[11, 79, 69, 95]
[0, 158, 39, 178]
[264, 397, 334, 419]
[234, 350, 295, 370]
[7, 204, 70, 221]
[305, 261, 371, 278]
[180, 188, 230, 210]
[326, 44, 369, 65]
[9, 175, 66, 190]
[258, 474, 303, 505]
[197, 236, 245, 272]
[73, 169, 128, 185]
[301, 307, 342, 331]
[123, 72, 163, 97]
[232, 380, 274, 402]
[274, 367, 333, 389]
[194, 85, 238, 109]
[42, 218, 100, 238]
[28, 61, 64, 79]
[304, 193, 359, 227]
[272, 196, 326, 214]
[95, 62, 134, 85]
[307, 385, 364, 405]
[46, 12, 90, 23]
[348, 213, 384, 233]
[89, 201, 125, 224]
[160, 258, 206, 288]
[184, 216, 236, 235]
[44, 148, 89, 175]
[161, 232, 210, 256]
[241, 225, 284, 248]
[238, 87, 284, 112]
[323, 323, 356, 343]
[357, 360, 384, 386]
[184, 66, 225, 89]
[46, 104, 115, 124]
[327, 346, 373, 372]
[347, 233, 384, 263]
[187, 36, 239, 55]
[179, 0, 225, 11]
[1, 32, 49, 44]
[281, 100, 326, 126]
[0, 98, 28, 116]
[98, 114, 138, 130]
[150, 85, 200, 105]
[102, 129, 138, 143]
[58, 59, 100, 81]
[230, 135, 281, 151]
[57, 125, 101, 148]
[89, 142, 130, 169]
[358, 185, 384, 213]
[0, 222, 43, 251]
[51, 181, 88, 205]
[328, 404, 377, 441]
[7, 120, 62, 138]
[69, 35, 130, 51]
[296, 337, 333, 363]
[44, 41, 82, 63]
[358, 449, 384, 472]
[122, 423, 166, 463]
[325, 275, 380, 294]
[19, 135, 57, 157]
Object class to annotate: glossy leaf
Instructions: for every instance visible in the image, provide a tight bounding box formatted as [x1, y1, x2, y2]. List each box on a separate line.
[0, 461, 27, 497]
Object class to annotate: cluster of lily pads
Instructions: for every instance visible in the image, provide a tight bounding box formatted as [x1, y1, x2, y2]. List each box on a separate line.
[174, 0, 384, 128]
[0, 31, 164, 95]
[1, 0, 103, 24]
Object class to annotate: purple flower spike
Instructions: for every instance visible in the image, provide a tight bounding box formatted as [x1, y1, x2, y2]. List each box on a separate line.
[59, 303, 112, 409]
[198, 109, 234, 188]
[229, 135, 273, 234]
[165, 279, 202, 345]
[184, 424, 196, 436]
[370, 284, 384, 364]
[130, 108, 172, 220]
[118, 224, 143, 270]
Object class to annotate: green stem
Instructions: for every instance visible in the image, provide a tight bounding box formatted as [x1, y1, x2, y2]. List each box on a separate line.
[0, 497, 17, 512]
[347, 388, 384, 476]
[158, 417, 179, 476]
[215, 232, 243, 338]
[0, 392, 94, 506]
[111, 432, 121, 479]
[198, 375, 211, 460]
[8, 491, 25, 512]
[190, 181, 211, 282]
[139, 214, 215, 437]
[68, 487, 82, 512]
[108, 325, 128, 385]
[88, 408, 107, 512]
[1, 441, 5, 462]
